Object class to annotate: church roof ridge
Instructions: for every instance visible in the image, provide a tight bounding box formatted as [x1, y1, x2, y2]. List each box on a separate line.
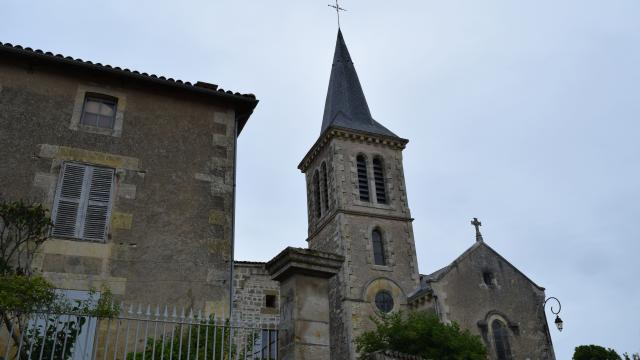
[320, 30, 399, 138]
[420, 241, 545, 291]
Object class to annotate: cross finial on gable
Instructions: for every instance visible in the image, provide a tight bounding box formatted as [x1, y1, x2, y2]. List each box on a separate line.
[328, 0, 347, 28]
[471, 217, 484, 242]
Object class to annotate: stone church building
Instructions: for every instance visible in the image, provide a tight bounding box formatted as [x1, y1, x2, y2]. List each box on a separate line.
[0, 29, 556, 359]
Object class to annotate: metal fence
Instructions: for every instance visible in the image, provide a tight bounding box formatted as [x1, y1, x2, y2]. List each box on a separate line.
[0, 305, 278, 360]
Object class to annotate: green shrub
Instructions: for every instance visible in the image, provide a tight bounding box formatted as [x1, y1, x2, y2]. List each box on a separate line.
[355, 311, 486, 360]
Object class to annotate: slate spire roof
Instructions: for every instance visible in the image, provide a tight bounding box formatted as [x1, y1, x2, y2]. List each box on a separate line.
[321, 29, 398, 138]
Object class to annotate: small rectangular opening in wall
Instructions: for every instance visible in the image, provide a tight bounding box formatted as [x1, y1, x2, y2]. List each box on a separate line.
[483, 271, 494, 286]
[265, 294, 277, 308]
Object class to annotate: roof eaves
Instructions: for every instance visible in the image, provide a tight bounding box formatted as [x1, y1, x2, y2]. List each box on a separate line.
[0, 41, 259, 133]
[297, 125, 408, 172]
[479, 242, 546, 291]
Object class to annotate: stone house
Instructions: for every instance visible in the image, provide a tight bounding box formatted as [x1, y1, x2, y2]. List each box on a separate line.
[0, 41, 257, 312]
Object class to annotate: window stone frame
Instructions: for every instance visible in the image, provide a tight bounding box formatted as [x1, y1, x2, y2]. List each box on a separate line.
[69, 85, 127, 137]
[367, 224, 393, 271]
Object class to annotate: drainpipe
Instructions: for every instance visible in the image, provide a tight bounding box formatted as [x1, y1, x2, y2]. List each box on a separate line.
[229, 115, 238, 321]
[227, 114, 239, 360]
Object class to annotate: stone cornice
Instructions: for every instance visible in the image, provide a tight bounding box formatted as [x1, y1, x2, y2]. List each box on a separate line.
[306, 208, 414, 242]
[266, 247, 344, 282]
[298, 126, 409, 173]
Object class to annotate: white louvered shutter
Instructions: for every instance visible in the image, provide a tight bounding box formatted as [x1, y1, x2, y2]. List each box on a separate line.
[52, 163, 114, 242]
[52, 163, 87, 238]
[82, 167, 114, 241]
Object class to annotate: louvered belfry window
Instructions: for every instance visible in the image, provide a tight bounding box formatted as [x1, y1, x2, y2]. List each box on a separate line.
[356, 155, 370, 202]
[372, 229, 386, 265]
[313, 170, 322, 218]
[372, 157, 387, 204]
[321, 162, 329, 212]
[52, 162, 115, 242]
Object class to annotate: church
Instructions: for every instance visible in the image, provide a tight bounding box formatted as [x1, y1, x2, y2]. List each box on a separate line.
[0, 27, 557, 359]
[236, 30, 558, 359]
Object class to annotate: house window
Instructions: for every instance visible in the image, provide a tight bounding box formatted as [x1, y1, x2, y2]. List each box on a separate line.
[265, 294, 277, 309]
[372, 229, 386, 266]
[321, 162, 330, 212]
[81, 94, 118, 129]
[374, 291, 394, 313]
[492, 320, 513, 360]
[52, 162, 115, 242]
[372, 157, 387, 204]
[313, 170, 322, 218]
[356, 154, 370, 202]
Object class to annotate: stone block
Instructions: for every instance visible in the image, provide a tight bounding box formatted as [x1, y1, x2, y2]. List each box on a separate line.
[211, 196, 225, 210]
[208, 210, 226, 225]
[39, 144, 140, 170]
[117, 183, 137, 199]
[42, 254, 102, 275]
[208, 224, 224, 239]
[111, 212, 133, 230]
[212, 145, 227, 159]
[212, 122, 226, 135]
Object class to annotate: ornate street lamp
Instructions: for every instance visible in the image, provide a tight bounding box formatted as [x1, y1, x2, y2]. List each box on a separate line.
[544, 296, 564, 332]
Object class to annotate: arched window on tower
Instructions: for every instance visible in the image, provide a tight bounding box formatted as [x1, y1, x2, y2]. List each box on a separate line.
[372, 157, 387, 204]
[492, 320, 513, 360]
[321, 162, 329, 212]
[313, 170, 322, 218]
[372, 229, 386, 266]
[356, 155, 370, 202]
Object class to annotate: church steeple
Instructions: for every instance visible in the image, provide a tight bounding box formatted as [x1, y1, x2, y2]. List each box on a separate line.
[301, 28, 419, 359]
[321, 30, 398, 138]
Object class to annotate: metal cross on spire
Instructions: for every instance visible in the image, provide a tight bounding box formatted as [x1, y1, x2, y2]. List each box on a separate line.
[471, 217, 484, 242]
[328, 0, 347, 28]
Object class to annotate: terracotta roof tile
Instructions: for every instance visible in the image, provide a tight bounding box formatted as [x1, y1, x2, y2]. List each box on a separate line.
[0, 41, 256, 101]
[0, 40, 258, 133]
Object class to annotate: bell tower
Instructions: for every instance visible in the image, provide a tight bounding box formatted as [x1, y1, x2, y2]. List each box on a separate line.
[298, 30, 420, 359]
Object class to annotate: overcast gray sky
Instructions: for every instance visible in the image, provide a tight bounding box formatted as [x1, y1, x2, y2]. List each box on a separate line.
[3, 0, 639, 357]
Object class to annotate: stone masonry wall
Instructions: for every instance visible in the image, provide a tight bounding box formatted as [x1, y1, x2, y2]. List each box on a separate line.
[232, 262, 280, 327]
[0, 57, 238, 312]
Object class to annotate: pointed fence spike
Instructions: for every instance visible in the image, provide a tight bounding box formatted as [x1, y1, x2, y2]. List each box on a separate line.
[172, 305, 177, 318]
[146, 304, 151, 316]
[137, 303, 143, 315]
[197, 309, 202, 320]
[128, 304, 134, 314]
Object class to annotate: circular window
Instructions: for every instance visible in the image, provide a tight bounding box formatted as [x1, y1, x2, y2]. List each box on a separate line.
[374, 291, 394, 313]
